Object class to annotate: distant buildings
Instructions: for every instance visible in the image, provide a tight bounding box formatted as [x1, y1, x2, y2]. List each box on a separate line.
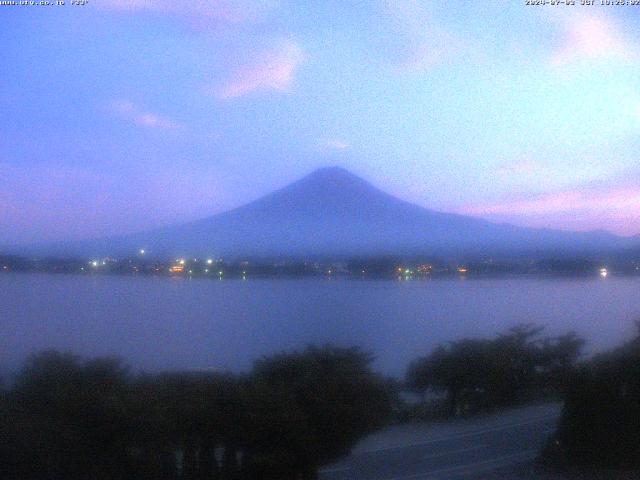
[1, 253, 639, 280]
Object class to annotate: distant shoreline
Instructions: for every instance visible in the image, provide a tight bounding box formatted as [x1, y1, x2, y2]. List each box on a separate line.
[2, 269, 639, 282]
[2, 252, 639, 281]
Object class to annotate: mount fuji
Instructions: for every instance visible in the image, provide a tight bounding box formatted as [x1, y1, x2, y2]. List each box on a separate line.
[30, 167, 639, 258]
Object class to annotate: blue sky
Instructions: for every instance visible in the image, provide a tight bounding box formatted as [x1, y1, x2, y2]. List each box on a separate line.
[2, 0, 640, 244]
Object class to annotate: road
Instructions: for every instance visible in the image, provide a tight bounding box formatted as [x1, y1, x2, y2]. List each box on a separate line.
[319, 403, 562, 480]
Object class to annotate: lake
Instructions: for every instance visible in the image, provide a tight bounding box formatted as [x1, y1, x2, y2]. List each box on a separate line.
[1, 273, 639, 378]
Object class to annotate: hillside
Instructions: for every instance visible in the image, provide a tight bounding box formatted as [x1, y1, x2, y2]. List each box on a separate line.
[28, 167, 638, 258]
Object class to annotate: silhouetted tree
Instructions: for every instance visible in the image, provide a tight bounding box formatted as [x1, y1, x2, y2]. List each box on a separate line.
[538, 331, 585, 391]
[242, 381, 313, 480]
[3, 346, 392, 480]
[406, 324, 584, 416]
[252, 346, 394, 472]
[5, 351, 133, 480]
[128, 371, 247, 480]
[0, 377, 10, 479]
[547, 323, 640, 469]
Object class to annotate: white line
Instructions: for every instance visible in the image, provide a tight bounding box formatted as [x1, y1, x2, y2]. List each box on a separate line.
[425, 449, 538, 478]
[380, 449, 538, 480]
[319, 465, 352, 474]
[422, 444, 486, 460]
[357, 414, 557, 454]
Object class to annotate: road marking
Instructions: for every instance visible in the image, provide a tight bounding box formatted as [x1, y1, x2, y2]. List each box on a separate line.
[380, 449, 539, 480]
[422, 444, 486, 460]
[356, 414, 557, 454]
[319, 465, 352, 474]
[424, 449, 538, 478]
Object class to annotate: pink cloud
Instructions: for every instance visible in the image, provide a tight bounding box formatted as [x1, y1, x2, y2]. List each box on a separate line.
[211, 40, 304, 99]
[462, 191, 584, 216]
[457, 186, 640, 235]
[550, 12, 637, 65]
[108, 100, 183, 130]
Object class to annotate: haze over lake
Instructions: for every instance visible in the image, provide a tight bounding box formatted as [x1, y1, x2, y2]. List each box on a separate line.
[2, 273, 639, 377]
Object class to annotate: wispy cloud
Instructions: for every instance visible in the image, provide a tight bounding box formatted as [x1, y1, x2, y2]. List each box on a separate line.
[210, 40, 304, 99]
[99, 0, 276, 28]
[383, 0, 470, 72]
[458, 184, 640, 235]
[549, 12, 638, 65]
[322, 139, 349, 151]
[108, 100, 183, 130]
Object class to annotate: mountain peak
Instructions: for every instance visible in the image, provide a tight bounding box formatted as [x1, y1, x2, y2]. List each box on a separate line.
[307, 165, 353, 176]
[295, 166, 376, 194]
[234, 165, 396, 224]
[304, 166, 362, 183]
[45, 166, 635, 258]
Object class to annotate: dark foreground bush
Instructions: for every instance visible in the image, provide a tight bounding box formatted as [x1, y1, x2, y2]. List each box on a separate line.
[545, 325, 640, 470]
[405, 324, 584, 417]
[0, 346, 394, 480]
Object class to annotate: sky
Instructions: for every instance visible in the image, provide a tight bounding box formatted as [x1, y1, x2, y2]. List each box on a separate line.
[2, 0, 640, 245]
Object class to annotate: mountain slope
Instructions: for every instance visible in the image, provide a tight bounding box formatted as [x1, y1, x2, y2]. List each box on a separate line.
[35, 167, 639, 258]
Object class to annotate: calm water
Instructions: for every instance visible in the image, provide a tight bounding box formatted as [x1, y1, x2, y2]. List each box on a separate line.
[1, 273, 639, 377]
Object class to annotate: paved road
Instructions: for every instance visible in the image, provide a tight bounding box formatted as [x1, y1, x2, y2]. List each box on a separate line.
[319, 403, 562, 480]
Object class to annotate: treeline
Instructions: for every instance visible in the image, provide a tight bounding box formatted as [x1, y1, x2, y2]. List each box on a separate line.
[0, 346, 393, 480]
[545, 323, 640, 470]
[3, 324, 638, 477]
[403, 322, 640, 471]
[404, 324, 585, 417]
